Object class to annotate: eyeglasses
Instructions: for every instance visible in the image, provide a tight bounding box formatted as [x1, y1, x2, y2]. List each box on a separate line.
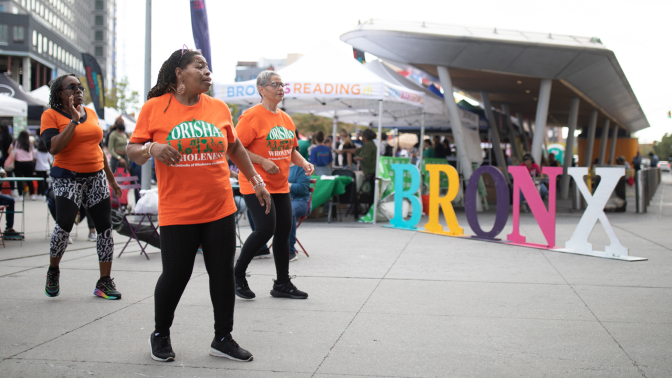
[265, 82, 286, 89]
[62, 85, 85, 92]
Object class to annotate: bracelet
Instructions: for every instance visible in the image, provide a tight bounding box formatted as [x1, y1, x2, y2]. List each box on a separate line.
[252, 181, 266, 190]
[147, 142, 157, 157]
[248, 174, 263, 186]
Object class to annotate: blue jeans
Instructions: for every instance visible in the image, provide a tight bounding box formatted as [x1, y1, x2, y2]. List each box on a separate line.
[520, 183, 548, 202]
[289, 200, 310, 253]
[0, 194, 14, 229]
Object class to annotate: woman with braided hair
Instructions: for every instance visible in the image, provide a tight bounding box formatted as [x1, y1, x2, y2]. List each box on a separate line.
[40, 73, 123, 300]
[127, 48, 270, 363]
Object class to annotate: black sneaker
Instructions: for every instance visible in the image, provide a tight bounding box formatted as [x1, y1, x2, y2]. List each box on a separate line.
[270, 277, 308, 299]
[235, 274, 255, 299]
[45, 269, 60, 297]
[289, 252, 298, 262]
[210, 334, 253, 362]
[149, 333, 175, 362]
[252, 248, 271, 260]
[94, 277, 122, 300]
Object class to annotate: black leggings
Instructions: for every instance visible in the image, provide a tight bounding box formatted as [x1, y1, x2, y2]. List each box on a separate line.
[154, 214, 237, 339]
[14, 161, 34, 195]
[235, 192, 292, 282]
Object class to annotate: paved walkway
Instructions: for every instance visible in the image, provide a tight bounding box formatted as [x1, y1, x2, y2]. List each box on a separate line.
[1, 174, 671, 377]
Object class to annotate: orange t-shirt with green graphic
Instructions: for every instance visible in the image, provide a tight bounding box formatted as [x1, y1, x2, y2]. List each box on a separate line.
[129, 93, 237, 226]
[235, 104, 298, 195]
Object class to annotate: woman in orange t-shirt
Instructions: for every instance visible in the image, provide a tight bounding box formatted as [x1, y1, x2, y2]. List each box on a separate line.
[234, 71, 315, 301]
[126, 48, 270, 363]
[40, 74, 123, 301]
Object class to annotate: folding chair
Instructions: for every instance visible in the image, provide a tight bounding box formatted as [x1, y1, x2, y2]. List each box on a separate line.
[0, 205, 6, 247]
[111, 176, 159, 260]
[294, 179, 317, 257]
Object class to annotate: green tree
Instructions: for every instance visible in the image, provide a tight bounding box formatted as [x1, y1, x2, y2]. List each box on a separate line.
[653, 133, 672, 160]
[290, 113, 356, 137]
[81, 76, 139, 116]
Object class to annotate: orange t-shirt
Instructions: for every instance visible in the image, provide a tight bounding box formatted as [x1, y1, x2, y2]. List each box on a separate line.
[235, 105, 298, 195]
[129, 93, 237, 226]
[40, 107, 104, 173]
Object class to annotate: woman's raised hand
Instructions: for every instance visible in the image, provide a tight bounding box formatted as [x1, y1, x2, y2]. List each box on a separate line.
[151, 143, 182, 166]
[68, 95, 81, 123]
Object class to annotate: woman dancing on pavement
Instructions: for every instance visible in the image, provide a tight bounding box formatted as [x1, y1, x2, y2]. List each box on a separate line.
[127, 48, 271, 363]
[234, 70, 314, 300]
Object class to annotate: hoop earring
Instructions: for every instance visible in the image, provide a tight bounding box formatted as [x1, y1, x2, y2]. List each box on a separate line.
[176, 81, 186, 95]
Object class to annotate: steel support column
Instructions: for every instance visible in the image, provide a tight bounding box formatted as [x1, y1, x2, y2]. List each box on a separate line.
[21, 57, 31, 92]
[516, 112, 530, 153]
[598, 119, 610, 166]
[437, 66, 473, 180]
[481, 92, 509, 183]
[560, 97, 580, 199]
[531, 79, 552, 165]
[141, 0, 152, 190]
[608, 125, 619, 165]
[372, 100, 383, 224]
[502, 104, 521, 162]
[584, 110, 598, 167]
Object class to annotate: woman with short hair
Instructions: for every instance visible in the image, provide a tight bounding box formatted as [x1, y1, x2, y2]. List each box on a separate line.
[127, 48, 271, 363]
[40, 73, 123, 300]
[234, 70, 314, 300]
[9, 130, 35, 199]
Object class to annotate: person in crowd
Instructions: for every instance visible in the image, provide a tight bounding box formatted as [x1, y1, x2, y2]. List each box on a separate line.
[352, 130, 364, 148]
[103, 122, 117, 154]
[338, 129, 378, 176]
[40, 73, 123, 301]
[338, 129, 355, 169]
[547, 152, 560, 167]
[298, 133, 311, 160]
[649, 152, 659, 168]
[520, 153, 548, 201]
[234, 70, 314, 302]
[433, 135, 447, 158]
[310, 131, 333, 176]
[9, 131, 36, 200]
[108, 117, 128, 174]
[287, 162, 311, 261]
[632, 152, 641, 171]
[422, 139, 434, 158]
[442, 138, 453, 156]
[616, 156, 631, 170]
[0, 125, 16, 195]
[307, 133, 319, 156]
[410, 142, 419, 165]
[34, 133, 52, 200]
[127, 49, 270, 363]
[0, 167, 19, 238]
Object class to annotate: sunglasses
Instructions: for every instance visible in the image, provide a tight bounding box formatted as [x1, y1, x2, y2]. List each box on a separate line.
[62, 85, 85, 92]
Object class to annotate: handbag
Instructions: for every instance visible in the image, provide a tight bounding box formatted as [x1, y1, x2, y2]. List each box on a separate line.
[3, 145, 15, 172]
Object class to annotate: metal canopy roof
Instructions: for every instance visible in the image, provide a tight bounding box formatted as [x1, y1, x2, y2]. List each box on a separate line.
[341, 20, 649, 133]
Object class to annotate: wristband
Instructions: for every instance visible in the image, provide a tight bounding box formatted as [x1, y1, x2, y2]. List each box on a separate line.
[252, 181, 266, 190]
[147, 142, 157, 157]
[141, 142, 152, 158]
[248, 174, 264, 186]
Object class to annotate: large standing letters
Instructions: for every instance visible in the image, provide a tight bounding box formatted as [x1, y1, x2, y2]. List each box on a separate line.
[465, 166, 510, 240]
[424, 164, 463, 236]
[506, 166, 562, 248]
[390, 164, 422, 230]
[565, 167, 628, 256]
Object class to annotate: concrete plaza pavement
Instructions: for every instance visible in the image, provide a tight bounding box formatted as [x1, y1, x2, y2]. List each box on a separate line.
[0, 174, 671, 377]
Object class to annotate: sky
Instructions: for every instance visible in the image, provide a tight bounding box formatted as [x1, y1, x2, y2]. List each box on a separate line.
[116, 0, 672, 143]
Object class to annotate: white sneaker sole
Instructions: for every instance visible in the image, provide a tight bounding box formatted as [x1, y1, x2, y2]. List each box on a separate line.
[209, 347, 253, 362]
[252, 254, 271, 260]
[148, 336, 175, 362]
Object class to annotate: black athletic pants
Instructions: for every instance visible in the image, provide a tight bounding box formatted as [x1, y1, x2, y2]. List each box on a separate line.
[235, 192, 292, 282]
[14, 161, 34, 195]
[154, 214, 237, 339]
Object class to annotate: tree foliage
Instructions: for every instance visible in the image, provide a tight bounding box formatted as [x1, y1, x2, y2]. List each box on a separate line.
[81, 76, 140, 116]
[290, 113, 356, 137]
[653, 133, 672, 160]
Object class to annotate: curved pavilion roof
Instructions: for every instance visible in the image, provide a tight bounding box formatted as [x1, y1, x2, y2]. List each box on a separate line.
[341, 20, 649, 133]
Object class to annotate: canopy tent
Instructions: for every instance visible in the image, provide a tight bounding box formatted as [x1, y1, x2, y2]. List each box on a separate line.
[85, 103, 137, 133]
[215, 43, 426, 223]
[29, 85, 51, 105]
[0, 95, 28, 117]
[0, 74, 47, 121]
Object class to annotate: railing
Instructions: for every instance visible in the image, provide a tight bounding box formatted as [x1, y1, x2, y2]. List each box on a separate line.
[636, 168, 661, 213]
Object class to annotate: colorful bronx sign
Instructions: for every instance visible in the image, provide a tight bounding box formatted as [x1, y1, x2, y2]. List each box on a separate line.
[388, 164, 646, 261]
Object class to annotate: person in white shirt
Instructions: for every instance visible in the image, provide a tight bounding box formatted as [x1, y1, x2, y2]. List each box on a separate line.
[34, 133, 53, 200]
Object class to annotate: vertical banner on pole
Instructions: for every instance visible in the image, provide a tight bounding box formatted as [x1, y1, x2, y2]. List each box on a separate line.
[190, 0, 212, 72]
[81, 53, 105, 120]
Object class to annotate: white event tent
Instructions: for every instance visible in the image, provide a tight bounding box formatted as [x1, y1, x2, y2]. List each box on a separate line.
[85, 103, 137, 133]
[29, 85, 50, 105]
[0, 95, 28, 117]
[214, 44, 426, 223]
